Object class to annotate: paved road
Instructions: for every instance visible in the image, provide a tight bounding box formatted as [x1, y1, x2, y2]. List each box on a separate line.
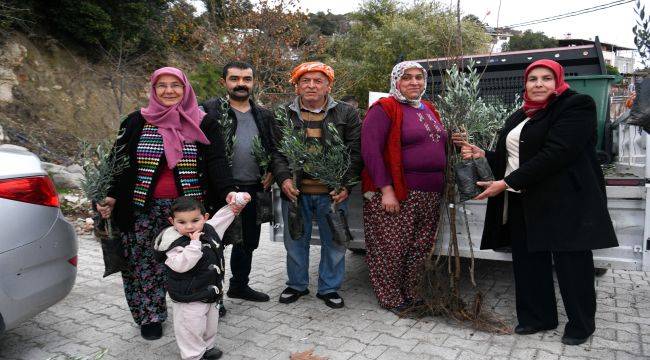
[1, 226, 649, 360]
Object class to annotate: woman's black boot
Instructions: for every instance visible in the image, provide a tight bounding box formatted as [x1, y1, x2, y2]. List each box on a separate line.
[140, 322, 162, 340]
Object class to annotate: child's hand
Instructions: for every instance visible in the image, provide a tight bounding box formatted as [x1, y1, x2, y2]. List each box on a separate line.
[189, 231, 204, 241]
[227, 192, 251, 215]
[238, 192, 252, 204]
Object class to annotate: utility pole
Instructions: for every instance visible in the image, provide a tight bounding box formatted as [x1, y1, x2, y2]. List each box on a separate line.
[456, 0, 462, 55]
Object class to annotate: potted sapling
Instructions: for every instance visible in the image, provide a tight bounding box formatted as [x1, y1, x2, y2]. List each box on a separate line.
[216, 99, 243, 246]
[275, 107, 309, 240]
[302, 123, 358, 247]
[437, 63, 500, 202]
[80, 139, 129, 277]
[414, 60, 519, 332]
[250, 135, 274, 225]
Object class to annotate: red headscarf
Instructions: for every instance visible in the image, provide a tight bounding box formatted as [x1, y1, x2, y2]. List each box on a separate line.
[522, 59, 570, 117]
[141, 67, 209, 169]
[289, 62, 335, 85]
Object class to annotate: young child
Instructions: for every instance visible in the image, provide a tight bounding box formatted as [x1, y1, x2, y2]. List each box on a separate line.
[154, 194, 249, 360]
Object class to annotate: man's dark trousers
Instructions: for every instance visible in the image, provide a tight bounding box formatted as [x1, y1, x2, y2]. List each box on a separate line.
[229, 183, 263, 290]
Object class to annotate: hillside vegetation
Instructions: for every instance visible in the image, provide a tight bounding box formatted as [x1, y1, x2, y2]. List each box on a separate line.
[0, 0, 489, 162]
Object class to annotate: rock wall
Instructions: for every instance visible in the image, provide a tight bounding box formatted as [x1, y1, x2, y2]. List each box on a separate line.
[0, 33, 149, 164]
[0, 41, 23, 103]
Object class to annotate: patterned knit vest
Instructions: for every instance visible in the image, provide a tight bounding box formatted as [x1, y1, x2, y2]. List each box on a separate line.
[133, 124, 203, 207]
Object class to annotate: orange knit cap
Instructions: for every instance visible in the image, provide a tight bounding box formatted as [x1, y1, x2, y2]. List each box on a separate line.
[289, 62, 335, 85]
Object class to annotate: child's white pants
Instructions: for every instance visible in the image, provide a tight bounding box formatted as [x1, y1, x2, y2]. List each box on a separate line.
[172, 301, 219, 360]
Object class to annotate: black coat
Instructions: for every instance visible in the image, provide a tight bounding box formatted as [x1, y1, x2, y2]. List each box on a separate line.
[481, 89, 618, 252]
[270, 98, 363, 201]
[107, 110, 235, 233]
[201, 97, 277, 179]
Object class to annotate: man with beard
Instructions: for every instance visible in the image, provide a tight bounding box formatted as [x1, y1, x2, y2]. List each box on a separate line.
[201, 61, 275, 314]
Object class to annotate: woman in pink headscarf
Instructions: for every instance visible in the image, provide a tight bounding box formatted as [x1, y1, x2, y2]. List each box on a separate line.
[455, 59, 618, 345]
[96, 67, 237, 340]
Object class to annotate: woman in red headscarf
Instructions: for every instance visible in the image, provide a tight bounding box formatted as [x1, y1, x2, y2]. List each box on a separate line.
[455, 59, 618, 345]
[95, 67, 237, 341]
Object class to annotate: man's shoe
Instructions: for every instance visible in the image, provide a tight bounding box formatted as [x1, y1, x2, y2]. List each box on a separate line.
[227, 286, 270, 302]
[202, 347, 223, 359]
[561, 335, 590, 346]
[514, 324, 556, 335]
[316, 292, 345, 309]
[218, 300, 226, 318]
[279, 287, 309, 304]
[140, 322, 162, 340]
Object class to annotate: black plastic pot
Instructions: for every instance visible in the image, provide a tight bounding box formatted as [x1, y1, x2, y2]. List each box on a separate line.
[255, 190, 273, 225]
[222, 215, 243, 246]
[326, 208, 353, 248]
[94, 215, 128, 278]
[287, 199, 304, 240]
[473, 157, 494, 182]
[454, 157, 495, 202]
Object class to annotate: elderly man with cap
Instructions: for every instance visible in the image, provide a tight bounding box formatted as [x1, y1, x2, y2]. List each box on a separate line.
[271, 61, 362, 308]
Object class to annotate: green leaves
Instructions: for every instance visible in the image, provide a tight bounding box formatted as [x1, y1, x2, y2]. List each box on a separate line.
[217, 99, 236, 166]
[190, 63, 225, 103]
[326, 0, 489, 107]
[302, 123, 357, 192]
[80, 139, 129, 203]
[36, 0, 168, 58]
[275, 110, 356, 191]
[634, 0, 650, 66]
[501, 30, 557, 52]
[275, 107, 308, 175]
[250, 135, 271, 176]
[437, 61, 520, 150]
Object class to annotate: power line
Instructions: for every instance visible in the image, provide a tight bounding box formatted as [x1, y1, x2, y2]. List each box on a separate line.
[506, 0, 634, 28]
[507, 0, 631, 28]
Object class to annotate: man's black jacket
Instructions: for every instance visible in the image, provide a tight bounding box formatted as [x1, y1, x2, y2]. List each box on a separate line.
[270, 97, 362, 200]
[201, 97, 276, 178]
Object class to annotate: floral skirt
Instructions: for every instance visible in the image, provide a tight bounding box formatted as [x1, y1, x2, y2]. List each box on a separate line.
[120, 199, 172, 325]
[363, 190, 442, 309]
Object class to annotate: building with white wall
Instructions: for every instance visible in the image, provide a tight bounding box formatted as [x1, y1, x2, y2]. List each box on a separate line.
[558, 38, 637, 74]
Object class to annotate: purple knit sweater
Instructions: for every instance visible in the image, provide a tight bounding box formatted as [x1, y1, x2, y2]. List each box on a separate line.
[361, 102, 447, 193]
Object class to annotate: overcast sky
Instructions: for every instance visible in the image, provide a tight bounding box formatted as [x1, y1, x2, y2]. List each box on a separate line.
[297, 0, 639, 48]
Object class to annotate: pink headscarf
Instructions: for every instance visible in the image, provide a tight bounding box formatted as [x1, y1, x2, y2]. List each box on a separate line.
[522, 59, 570, 117]
[141, 67, 209, 169]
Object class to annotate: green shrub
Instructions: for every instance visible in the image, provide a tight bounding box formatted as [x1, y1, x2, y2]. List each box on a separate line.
[190, 63, 226, 103]
[33, 0, 169, 60]
[0, 1, 35, 32]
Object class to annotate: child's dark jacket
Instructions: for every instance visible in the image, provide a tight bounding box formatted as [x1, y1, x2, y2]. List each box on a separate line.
[154, 224, 224, 303]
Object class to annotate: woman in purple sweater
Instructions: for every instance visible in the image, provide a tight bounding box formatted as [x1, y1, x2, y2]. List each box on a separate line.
[360, 61, 447, 312]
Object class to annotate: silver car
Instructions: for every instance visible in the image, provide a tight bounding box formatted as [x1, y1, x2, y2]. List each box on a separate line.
[0, 145, 77, 334]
